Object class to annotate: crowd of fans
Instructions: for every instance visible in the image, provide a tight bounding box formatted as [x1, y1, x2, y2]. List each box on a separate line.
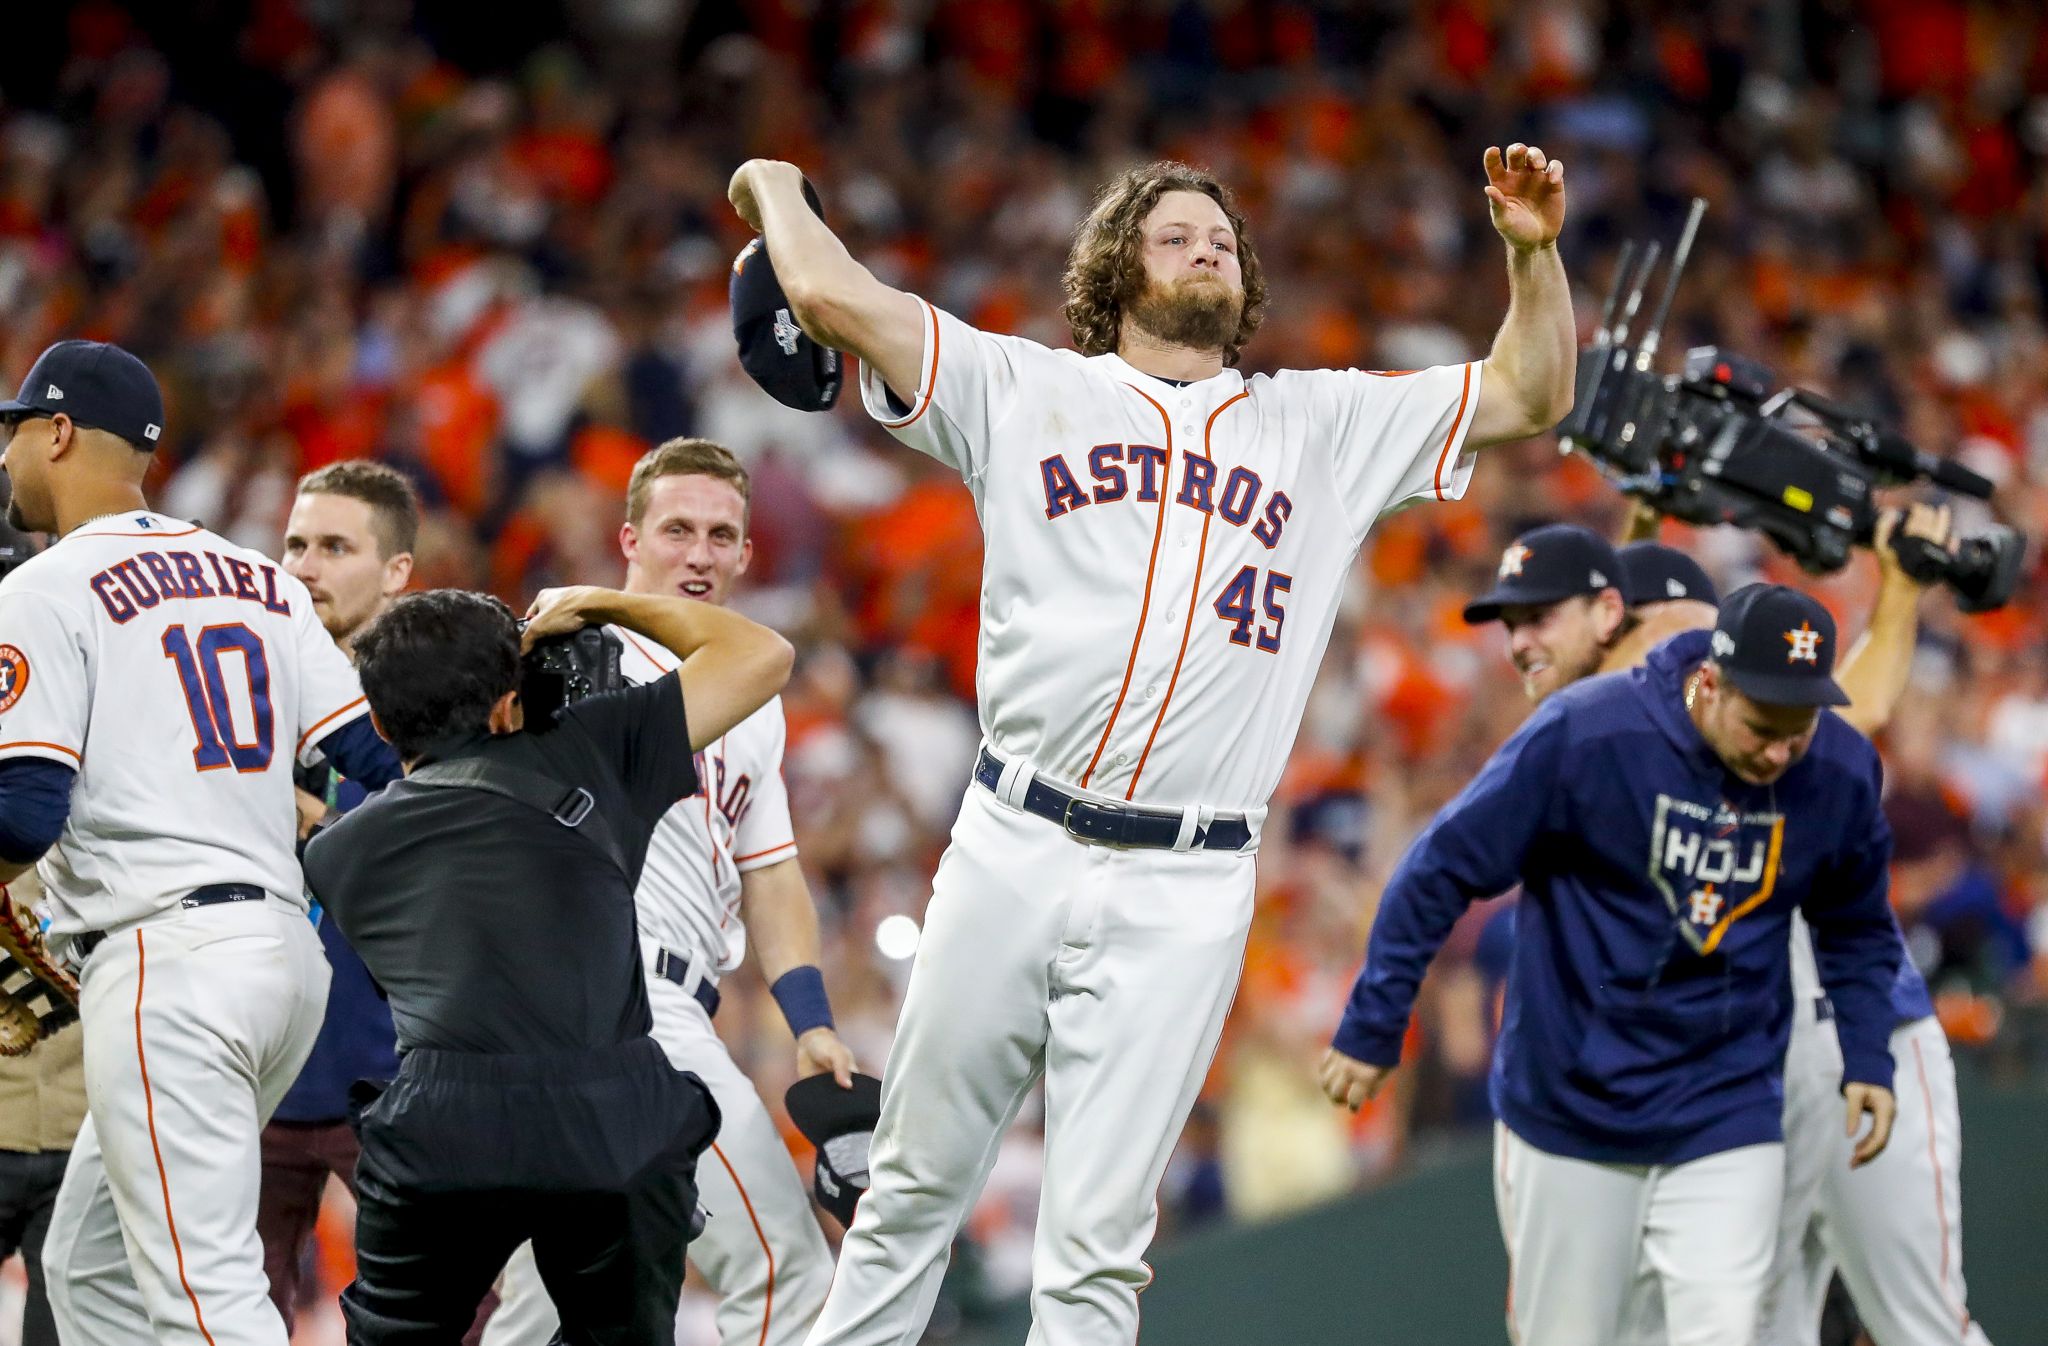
[2, 0, 2046, 1335]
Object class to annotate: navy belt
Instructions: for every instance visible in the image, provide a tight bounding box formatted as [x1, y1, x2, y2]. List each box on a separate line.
[973, 748, 1251, 852]
[653, 947, 720, 1018]
[76, 883, 269, 962]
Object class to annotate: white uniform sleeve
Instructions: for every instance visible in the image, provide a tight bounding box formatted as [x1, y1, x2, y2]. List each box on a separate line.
[1310, 362, 1484, 542]
[288, 590, 369, 767]
[0, 587, 89, 769]
[732, 700, 797, 873]
[856, 297, 1035, 484]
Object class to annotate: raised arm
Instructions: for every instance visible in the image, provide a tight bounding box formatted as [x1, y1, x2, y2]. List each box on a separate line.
[1466, 144, 1577, 448]
[728, 159, 928, 405]
[1836, 504, 1950, 738]
[522, 587, 794, 751]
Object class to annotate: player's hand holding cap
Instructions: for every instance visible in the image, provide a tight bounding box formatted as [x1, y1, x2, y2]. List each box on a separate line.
[731, 176, 843, 412]
[1462, 523, 1623, 624]
[0, 339, 165, 451]
[1707, 583, 1849, 707]
[785, 1070, 882, 1226]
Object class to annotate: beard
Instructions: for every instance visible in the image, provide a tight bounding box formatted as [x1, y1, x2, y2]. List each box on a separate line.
[1126, 273, 1242, 354]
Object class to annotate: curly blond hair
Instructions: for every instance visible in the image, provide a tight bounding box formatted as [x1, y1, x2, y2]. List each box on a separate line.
[1061, 161, 1267, 366]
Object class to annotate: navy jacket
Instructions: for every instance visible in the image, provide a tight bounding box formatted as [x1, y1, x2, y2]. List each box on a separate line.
[1333, 630, 1904, 1165]
[274, 751, 400, 1124]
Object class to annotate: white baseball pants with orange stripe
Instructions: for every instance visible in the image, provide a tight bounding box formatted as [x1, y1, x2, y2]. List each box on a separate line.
[1493, 1121, 1783, 1346]
[484, 963, 834, 1346]
[1760, 1014, 1990, 1346]
[803, 785, 1255, 1346]
[43, 898, 327, 1346]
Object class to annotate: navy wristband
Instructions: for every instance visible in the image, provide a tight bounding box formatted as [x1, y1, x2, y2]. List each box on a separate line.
[770, 965, 835, 1038]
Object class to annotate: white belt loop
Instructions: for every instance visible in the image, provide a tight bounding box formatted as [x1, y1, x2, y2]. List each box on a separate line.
[1171, 805, 1210, 853]
[995, 753, 1037, 811]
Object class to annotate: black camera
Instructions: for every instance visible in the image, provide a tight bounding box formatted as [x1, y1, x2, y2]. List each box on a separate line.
[516, 624, 625, 730]
[1558, 202, 2026, 613]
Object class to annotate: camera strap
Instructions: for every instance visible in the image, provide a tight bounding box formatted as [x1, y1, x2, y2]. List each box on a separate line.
[409, 759, 631, 882]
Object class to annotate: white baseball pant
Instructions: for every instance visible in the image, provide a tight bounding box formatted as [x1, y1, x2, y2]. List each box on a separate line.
[486, 954, 834, 1346]
[1816, 1016, 1989, 1346]
[1493, 1121, 1783, 1346]
[1753, 994, 1846, 1346]
[44, 897, 328, 1346]
[803, 784, 1255, 1346]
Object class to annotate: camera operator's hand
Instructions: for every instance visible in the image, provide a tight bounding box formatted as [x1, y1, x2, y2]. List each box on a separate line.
[522, 586, 616, 652]
[796, 1026, 858, 1089]
[1874, 502, 1954, 591]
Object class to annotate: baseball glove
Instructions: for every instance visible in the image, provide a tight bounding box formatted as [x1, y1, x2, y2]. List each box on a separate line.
[0, 885, 79, 1056]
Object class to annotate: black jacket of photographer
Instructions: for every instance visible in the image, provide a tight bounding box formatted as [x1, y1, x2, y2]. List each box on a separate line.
[302, 668, 718, 1196]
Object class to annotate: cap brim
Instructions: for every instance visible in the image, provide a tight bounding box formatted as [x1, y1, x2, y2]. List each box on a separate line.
[0, 398, 36, 417]
[1724, 667, 1850, 707]
[785, 1072, 883, 1143]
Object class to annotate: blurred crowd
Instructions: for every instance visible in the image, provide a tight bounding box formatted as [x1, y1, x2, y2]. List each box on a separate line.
[2, 0, 2048, 1333]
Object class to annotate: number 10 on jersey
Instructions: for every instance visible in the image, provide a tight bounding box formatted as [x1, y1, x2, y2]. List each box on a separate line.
[1214, 566, 1291, 652]
[162, 623, 274, 771]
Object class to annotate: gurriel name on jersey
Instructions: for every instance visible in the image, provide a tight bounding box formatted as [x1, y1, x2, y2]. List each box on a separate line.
[88, 548, 296, 624]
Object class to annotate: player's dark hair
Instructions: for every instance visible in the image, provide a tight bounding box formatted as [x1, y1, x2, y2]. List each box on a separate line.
[354, 590, 520, 761]
[1062, 161, 1268, 366]
[626, 438, 751, 529]
[297, 460, 422, 559]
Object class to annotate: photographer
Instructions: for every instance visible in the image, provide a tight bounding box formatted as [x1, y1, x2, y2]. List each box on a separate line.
[302, 585, 793, 1344]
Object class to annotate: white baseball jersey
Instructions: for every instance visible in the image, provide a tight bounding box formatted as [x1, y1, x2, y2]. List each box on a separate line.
[611, 625, 798, 978]
[0, 510, 367, 933]
[860, 298, 1482, 811]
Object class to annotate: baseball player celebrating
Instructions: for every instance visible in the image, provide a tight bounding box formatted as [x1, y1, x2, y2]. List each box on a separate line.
[1325, 584, 1905, 1346]
[484, 437, 855, 1346]
[727, 141, 1574, 1344]
[0, 341, 397, 1345]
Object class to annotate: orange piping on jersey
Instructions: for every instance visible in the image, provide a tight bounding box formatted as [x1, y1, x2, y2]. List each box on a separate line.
[1080, 384, 1173, 788]
[1364, 369, 1421, 377]
[1431, 364, 1475, 500]
[296, 696, 367, 757]
[0, 741, 81, 764]
[711, 1142, 777, 1346]
[734, 841, 797, 865]
[70, 522, 203, 540]
[880, 302, 941, 429]
[1126, 390, 1248, 798]
[135, 931, 221, 1346]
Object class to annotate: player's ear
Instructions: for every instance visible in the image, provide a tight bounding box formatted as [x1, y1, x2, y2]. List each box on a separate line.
[384, 551, 414, 597]
[45, 413, 74, 460]
[367, 709, 392, 746]
[619, 520, 638, 565]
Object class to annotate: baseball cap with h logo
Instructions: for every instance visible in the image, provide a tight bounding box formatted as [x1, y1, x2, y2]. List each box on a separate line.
[1708, 584, 1849, 707]
[0, 340, 165, 451]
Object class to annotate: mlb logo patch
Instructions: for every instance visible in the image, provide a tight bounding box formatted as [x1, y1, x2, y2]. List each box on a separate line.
[0, 645, 29, 714]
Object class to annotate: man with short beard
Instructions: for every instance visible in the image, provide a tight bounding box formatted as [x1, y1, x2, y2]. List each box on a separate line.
[728, 143, 1576, 1346]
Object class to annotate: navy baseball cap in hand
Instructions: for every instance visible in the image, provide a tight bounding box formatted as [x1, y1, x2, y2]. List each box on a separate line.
[731, 176, 842, 412]
[1708, 584, 1849, 707]
[1462, 524, 1623, 624]
[1619, 542, 1719, 608]
[0, 341, 164, 451]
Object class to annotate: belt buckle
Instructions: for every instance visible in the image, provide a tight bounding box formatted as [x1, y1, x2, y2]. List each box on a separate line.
[1062, 797, 1131, 849]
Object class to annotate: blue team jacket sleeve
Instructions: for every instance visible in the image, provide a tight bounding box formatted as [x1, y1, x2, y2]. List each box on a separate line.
[1331, 704, 1569, 1067]
[316, 716, 403, 791]
[1801, 753, 1902, 1092]
[0, 758, 76, 864]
